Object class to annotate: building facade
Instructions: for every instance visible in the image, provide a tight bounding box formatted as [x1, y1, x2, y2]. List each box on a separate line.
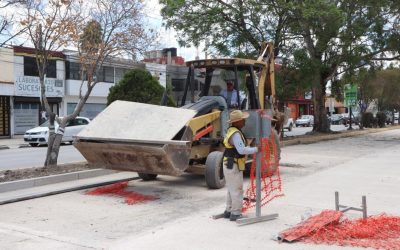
[143, 48, 185, 66]
[12, 47, 66, 135]
[62, 51, 141, 120]
[0, 46, 189, 137]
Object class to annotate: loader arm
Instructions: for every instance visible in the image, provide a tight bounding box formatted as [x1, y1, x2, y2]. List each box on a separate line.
[187, 110, 221, 140]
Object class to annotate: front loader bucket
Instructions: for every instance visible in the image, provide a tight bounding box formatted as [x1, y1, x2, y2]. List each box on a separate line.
[74, 140, 191, 176]
[74, 101, 197, 176]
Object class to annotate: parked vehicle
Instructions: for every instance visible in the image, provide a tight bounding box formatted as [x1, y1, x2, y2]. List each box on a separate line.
[283, 118, 294, 131]
[295, 115, 314, 127]
[384, 111, 394, 124]
[24, 117, 90, 147]
[330, 114, 343, 125]
[342, 112, 360, 126]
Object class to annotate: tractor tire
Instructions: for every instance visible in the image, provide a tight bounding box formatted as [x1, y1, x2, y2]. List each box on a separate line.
[205, 151, 225, 189]
[138, 173, 158, 181]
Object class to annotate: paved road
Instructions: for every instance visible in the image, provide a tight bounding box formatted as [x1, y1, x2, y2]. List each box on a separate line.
[0, 145, 85, 171]
[0, 125, 352, 171]
[0, 124, 353, 170]
[283, 124, 359, 137]
[1, 129, 399, 249]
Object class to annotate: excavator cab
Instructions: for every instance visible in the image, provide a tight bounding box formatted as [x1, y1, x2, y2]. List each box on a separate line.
[74, 43, 278, 189]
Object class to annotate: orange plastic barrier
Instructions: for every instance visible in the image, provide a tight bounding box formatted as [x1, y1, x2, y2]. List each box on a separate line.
[243, 130, 284, 212]
[280, 210, 400, 250]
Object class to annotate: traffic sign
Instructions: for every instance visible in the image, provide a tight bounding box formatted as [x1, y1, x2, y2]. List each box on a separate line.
[344, 84, 357, 107]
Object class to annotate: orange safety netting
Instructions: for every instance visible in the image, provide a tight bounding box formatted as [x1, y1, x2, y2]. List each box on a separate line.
[280, 210, 400, 250]
[85, 181, 158, 205]
[242, 129, 284, 212]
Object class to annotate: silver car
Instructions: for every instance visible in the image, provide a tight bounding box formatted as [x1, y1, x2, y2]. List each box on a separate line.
[295, 115, 314, 127]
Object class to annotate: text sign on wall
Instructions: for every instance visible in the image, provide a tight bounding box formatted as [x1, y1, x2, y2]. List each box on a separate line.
[14, 76, 64, 97]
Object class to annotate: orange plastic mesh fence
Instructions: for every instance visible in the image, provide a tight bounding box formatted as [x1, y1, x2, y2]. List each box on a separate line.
[280, 210, 400, 250]
[242, 128, 284, 213]
[85, 181, 158, 205]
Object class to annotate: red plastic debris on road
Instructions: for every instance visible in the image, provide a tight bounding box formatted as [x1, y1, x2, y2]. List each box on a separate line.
[85, 182, 158, 205]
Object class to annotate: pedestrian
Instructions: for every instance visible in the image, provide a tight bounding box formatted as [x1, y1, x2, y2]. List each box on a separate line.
[222, 110, 258, 221]
[40, 110, 48, 124]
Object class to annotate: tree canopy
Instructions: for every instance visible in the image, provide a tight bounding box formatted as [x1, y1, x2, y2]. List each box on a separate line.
[160, 0, 400, 132]
[107, 68, 166, 106]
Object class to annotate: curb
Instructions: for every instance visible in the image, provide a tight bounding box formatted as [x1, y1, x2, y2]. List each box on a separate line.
[0, 144, 30, 150]
[0, 175, 140, 205]
[0, 169, 116, 193]
[282, 125, 400, 146]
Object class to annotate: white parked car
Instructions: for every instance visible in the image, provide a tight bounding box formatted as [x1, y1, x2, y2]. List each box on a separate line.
[24, 117, 90, 147]
[295, 115, 314, 127]
[283, 118, 294, 131]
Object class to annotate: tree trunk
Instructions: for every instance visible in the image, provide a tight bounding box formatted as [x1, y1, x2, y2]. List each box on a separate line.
[45, 133, 63, 167]
[44, 113, 63, 167]
[312, 74, 330, 133]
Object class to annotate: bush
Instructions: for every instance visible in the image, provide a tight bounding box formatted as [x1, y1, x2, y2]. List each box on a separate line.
[376, 111, 386, 128]
[107, 68, 175, 107]
[361, 112, 374, 128]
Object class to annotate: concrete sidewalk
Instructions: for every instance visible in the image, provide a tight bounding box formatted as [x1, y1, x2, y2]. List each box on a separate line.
[0, 135, 29, 150]
[110, 131, 400, 250]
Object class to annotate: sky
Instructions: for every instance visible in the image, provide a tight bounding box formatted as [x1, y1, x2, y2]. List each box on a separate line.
[0, 0, 200, 61]
[144, 0, 201, 61]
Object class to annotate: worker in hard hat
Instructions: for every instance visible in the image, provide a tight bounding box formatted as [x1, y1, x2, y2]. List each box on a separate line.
[222, 110, 258, 221]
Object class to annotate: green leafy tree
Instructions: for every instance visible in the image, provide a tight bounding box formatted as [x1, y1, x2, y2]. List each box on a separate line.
[337, 67, 400, 127]
[336, 67, 378, 113]
[107, 68, 169, 106]
[160, 0, 400, 132]
[159, 0, 288, 57]
[374, 69, 400, 112]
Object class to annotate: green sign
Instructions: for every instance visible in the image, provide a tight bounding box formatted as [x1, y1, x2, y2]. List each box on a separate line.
[344, 84, 357, 107]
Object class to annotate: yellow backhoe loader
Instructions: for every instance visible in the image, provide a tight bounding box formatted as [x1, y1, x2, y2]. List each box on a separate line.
[74, 42, 282, 189]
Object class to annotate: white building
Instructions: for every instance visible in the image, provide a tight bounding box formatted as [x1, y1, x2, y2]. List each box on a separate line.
[62, 50, 141, 120]
[0, 46, 189, 137]
[12, 46, 65, 135]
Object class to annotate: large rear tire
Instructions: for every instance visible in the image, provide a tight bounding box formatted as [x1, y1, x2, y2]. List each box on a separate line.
[138, 173, 158, 181]
[205, 151, 225, 189]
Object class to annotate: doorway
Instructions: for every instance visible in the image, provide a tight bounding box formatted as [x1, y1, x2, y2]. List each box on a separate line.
[0, 96, 10, 137]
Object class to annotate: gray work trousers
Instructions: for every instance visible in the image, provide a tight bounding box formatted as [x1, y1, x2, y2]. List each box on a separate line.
[223, 161, 243, 215]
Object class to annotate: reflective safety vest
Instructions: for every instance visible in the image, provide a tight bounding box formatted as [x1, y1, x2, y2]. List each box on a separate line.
[223, 127, 246, 171]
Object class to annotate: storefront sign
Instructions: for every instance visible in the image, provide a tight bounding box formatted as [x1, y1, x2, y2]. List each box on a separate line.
[14, 76, 64, 97]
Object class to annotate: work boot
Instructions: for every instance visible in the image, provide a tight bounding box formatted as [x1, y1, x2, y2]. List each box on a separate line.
[223, 211, 231, 219]
[230, 214, 243, 221]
